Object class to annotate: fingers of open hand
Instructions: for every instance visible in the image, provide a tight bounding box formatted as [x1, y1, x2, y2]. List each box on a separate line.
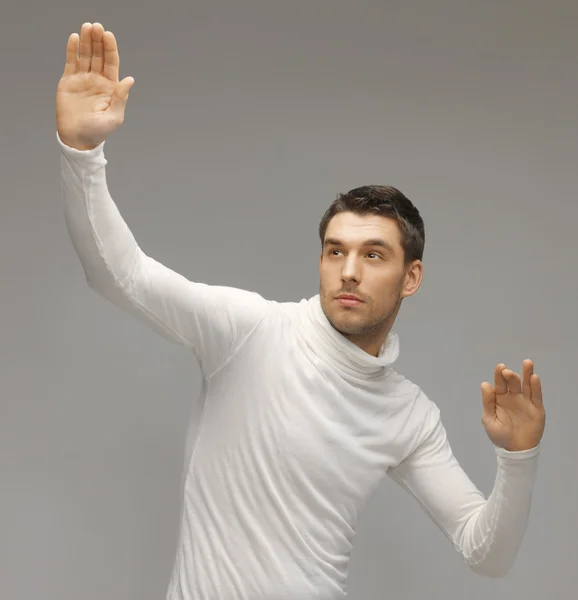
[65, 23, 119, 82]
[78, 23, 93, 72]
[63, 33, 79, 76]
[103, 30, 120, 81]
[90, 23, 105, 74]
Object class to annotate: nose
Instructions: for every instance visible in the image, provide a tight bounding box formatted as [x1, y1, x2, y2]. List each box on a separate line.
[341, 254, 361, 284]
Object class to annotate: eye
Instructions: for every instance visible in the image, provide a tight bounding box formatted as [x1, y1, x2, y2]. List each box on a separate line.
[367, 252, 381, 259]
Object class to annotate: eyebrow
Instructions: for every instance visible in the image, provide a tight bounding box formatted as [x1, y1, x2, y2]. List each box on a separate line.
[323, 237, 395, 253]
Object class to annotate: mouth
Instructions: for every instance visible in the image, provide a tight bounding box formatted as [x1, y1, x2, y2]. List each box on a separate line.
[336, 294, 364, 307]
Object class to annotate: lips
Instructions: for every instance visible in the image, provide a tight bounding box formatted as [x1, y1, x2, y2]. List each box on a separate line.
[336, 294, 364, 306]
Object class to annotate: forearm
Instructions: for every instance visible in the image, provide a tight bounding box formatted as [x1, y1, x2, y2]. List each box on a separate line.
[59, 131, 144, 303]
[388, 404, 541, 579]
[58, 131, 205, 348]
[458, 445, 540, 577]
[58, 130, 271, 373]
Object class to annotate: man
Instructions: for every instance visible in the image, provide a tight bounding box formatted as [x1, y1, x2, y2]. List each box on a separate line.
[55, 22, 546, 600]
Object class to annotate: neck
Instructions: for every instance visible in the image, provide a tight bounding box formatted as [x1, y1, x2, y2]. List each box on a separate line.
[342, 326, 390, 357]
[299, 294, 401, 377]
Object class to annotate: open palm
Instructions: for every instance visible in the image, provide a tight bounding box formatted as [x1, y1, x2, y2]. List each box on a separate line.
[481, 360, 545, 452]
[56, 22, 134, 150]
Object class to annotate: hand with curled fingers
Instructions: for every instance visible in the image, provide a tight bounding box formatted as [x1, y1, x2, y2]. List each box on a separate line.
[481, 360, 546, 452]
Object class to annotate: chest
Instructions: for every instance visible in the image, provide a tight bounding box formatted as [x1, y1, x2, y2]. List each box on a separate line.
[200, 340, 416, 509]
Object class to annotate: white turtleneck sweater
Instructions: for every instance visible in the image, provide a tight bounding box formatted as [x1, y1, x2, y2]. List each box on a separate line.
[57, 132, 541, 600]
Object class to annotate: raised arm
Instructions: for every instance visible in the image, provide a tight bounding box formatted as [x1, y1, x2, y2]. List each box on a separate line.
[387, 396, 541, 578]
[55, 23, 270, 379]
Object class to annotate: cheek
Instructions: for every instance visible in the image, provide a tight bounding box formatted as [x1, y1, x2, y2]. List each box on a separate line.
[372, 273, 404, 298]
[319, 263, 337, 282]
[319, 270, 331, 292]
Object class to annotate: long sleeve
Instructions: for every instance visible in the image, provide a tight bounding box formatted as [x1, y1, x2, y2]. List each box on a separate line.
[58, 132, 270, 379]
[386, 402, 540, 578]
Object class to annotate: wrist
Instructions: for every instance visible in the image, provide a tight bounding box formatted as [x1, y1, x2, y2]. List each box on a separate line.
[57, 130, 100, 152]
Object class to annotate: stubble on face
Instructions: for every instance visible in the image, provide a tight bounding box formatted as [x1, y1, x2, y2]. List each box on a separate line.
[317, 212, 413, 353]
[319, 278, 404, 340]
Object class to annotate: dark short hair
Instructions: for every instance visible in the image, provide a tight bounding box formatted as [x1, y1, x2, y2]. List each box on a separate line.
[318, 185, 425, 264]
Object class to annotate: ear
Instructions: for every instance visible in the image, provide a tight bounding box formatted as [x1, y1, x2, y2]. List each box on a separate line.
[401, 260, 423, 298]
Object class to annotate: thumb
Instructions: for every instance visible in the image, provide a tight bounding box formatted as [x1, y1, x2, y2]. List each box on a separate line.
[110, 76, 135, 116]
[481, 381, 496, 419]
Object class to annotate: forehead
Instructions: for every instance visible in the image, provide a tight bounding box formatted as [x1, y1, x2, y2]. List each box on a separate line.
[325, 212, 402, 248]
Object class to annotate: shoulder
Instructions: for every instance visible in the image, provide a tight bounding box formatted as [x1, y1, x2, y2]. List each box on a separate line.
[386, 370, 443, 453]
[259, 294, 314, 323]
[386, 369, 438, 413]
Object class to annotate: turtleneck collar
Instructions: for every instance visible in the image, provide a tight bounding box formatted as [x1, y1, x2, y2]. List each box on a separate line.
[295, 294, 400, 379]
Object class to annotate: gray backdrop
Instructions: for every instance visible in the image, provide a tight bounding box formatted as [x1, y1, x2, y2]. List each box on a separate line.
[1, 1, 576, 599]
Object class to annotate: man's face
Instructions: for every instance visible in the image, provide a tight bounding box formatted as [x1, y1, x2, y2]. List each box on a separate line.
[319, 211, 422, 353]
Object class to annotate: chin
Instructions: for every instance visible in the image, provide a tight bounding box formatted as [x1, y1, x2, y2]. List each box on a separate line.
[325, 309, 368, 336]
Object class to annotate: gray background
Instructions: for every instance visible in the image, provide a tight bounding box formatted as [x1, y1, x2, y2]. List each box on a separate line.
[1, 1, 576, 599]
